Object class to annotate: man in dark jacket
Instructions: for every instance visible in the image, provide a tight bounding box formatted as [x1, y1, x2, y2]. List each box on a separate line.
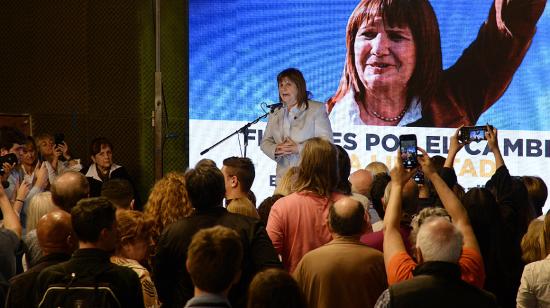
[154, 163, 281, 308]
[375, 216, 497, 308]
[35, 197, 145, 308]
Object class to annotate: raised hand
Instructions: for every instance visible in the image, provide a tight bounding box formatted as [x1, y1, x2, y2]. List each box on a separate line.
[56, 141, 71, 160]
[391, 149, 417, 186]
[1, 162, 15, 182]
[495, 0, 513, 37]
[15, 181, 30, 202]
[450, 126, 466, 153]
[486, 125, 499, 152]
[485, 125, 504, 169]
[417, 147, 437, 177]
[34, 162, 49, 190]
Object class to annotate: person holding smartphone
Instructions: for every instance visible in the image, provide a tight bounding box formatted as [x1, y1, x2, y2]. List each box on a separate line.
[35, 133, 77, 184]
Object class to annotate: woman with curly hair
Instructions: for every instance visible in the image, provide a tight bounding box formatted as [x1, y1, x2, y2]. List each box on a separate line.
[144, 172, 194, 243]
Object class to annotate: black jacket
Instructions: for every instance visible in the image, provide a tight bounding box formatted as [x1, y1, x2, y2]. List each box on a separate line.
[389, 261, 498, 308]
[153, 206, 281, 308]
[35, 249, 145, 308]
[484, 165, 529, 308]
[7, 253, 71, 308]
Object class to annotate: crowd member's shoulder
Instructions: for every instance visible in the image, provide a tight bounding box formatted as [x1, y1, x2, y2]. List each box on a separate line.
[111, 165, 130, 178]
[111, 262, 144, 286]
[155, 216, 196, 246]
[222, 210, 264, 236]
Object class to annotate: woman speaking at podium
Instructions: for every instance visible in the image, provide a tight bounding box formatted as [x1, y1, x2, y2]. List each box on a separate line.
[261, 68, 333, 183]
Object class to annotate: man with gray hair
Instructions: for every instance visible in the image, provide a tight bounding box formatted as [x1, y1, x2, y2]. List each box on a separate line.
[375, 216, 497, 307]
[375, 148, 497, 308]
[294, 197, 387, 308]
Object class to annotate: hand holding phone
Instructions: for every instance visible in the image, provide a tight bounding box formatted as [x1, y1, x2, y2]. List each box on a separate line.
[459, 125, 494, 143]
[399, 134, 418, 169]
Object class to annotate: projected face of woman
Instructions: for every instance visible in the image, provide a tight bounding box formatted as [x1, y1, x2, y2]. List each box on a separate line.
[354, 17, 416, 95]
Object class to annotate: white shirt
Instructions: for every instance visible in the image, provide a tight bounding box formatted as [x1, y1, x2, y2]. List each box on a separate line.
[329, 91, 422, 127]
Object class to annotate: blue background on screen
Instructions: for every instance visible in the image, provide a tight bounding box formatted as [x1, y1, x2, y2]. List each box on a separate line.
[189, 1, 550, 130]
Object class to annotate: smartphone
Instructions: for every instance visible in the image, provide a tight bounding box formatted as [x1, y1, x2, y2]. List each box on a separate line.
[37, 150, 44, 163]
[399, 134, 418, 169]
[414, 170, 424, 184]
[459, 125, 493, 143]
[54, 133, 65, 146]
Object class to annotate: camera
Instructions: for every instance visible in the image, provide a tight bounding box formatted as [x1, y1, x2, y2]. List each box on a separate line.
[399, 134, 418, 169]
[459, 125, 494, 143]
[0, 153, 18, 176]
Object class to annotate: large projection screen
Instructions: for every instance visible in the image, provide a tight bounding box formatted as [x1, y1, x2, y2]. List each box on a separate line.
[189, 0, 550, 211]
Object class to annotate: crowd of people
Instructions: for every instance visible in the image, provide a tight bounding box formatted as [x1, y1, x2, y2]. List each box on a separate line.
[0, 123, 549, 308]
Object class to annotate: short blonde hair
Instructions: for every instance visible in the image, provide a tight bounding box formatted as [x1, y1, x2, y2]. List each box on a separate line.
[227, 197, 259, 219]
[521, 219, 545, 264]
[365, 161, 389, 176]
[26, 192, 55, 232]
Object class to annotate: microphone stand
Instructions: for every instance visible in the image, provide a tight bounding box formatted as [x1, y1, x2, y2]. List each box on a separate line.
[200, 107, 279, 157]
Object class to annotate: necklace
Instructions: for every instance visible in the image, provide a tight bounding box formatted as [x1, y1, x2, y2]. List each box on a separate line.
[368, 103, 409, 122]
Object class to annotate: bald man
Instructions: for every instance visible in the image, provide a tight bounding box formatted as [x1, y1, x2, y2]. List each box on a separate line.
[51, 170, 89, 212]
[349, 169, 381, 224]
[294, 197, 387, 308]
[6, 211, 77, 308]
[350, 169, 373, 197]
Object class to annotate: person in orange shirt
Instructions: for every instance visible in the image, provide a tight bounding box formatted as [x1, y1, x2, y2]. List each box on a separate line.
[382, 146, 485, 289]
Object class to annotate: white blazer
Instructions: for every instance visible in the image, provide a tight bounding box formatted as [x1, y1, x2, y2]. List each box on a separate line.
[260, 100, 333, 181]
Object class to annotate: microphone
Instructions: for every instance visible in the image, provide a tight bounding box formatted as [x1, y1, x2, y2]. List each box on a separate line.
[266, 102, 283, 110]
[267, 103, 283, 109]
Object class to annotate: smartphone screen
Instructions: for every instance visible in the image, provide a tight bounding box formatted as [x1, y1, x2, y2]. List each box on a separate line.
[460, 125, 492, 143]
[399, 135, 417, 169]
[469, 128, 485, 142]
